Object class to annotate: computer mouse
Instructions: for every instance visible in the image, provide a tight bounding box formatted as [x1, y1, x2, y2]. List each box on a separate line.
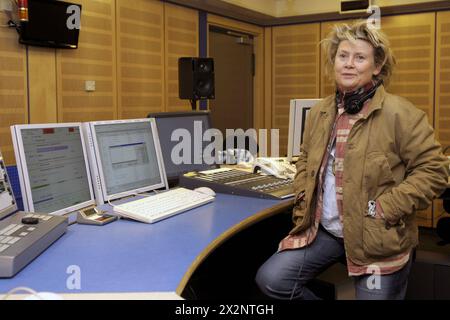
[194, 187, 216, 197]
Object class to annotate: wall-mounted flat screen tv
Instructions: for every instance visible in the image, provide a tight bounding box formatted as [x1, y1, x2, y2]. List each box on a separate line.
[19, 0, 82, 49]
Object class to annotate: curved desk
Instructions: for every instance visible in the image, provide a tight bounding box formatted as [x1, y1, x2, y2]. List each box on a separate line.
[0, 194, 292, 299]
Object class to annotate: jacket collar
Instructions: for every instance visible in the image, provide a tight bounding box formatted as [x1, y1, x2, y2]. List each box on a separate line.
[361, 84, 386, 119]
[319, 84, 387, 120]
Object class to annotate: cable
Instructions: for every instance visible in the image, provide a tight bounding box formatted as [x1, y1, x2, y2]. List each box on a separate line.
[107, 197, 120, 209]
[107, 198, 114, 207]
[106, 198, 122, 221]
[107, 194, 137, 220]
[2, 287, 38, 300]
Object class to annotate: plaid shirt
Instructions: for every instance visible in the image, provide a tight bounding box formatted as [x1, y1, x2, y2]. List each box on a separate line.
[279, 96, 410, 276]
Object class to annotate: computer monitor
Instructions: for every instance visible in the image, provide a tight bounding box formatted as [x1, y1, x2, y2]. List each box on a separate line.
[10, 123, 96, 215]
[147, 111, 219, 183]
[83, 118, 167, 204]
[287, 99, 321, 161]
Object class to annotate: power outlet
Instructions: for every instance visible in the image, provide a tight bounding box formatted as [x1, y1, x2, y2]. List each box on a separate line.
[85, 80, 96, 92]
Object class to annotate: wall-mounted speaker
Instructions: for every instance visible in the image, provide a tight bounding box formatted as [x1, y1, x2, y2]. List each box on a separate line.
[178, 57, 215, 101]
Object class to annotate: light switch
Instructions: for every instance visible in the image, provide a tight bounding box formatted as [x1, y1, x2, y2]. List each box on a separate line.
[85, 80, 96, 92]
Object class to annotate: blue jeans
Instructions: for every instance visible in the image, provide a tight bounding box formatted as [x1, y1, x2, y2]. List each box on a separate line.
[255, 227, 413, 300]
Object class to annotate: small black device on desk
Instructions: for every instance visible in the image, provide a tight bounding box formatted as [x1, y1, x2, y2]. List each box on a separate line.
[179, 168, 294, 200]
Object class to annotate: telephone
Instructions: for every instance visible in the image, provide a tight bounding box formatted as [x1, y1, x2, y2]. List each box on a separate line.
[252, 157, 296, 180]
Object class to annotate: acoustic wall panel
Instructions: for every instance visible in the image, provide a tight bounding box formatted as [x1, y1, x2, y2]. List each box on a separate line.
[117, 0, 164, 119]
[56, 0, 117, 122]
[0, 13, 28, 164]
[272, 23, 320, 156]
[164, 3, 199, 112]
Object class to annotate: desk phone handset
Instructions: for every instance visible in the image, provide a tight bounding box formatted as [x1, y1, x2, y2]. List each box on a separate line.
[252, 157, 296, 180]
[77, 206, 117, 226]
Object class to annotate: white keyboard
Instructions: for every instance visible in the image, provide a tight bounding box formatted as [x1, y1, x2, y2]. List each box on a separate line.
[112, 187, 215, 223]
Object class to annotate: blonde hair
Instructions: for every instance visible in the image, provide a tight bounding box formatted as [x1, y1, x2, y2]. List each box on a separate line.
[322, 20, 396, 86]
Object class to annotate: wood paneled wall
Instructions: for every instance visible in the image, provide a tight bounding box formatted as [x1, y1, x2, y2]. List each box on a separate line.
[164, 3, 198, 112]
[117, 0, 164, 119]
[0, 13, 28, 165]
[434, 11, 450, 227]
[0, 0, 199, 166]
[436, 11, 450, 151]
[271, 23, 321, 156]
[56, 0, 117, 122]
[320, 20, 343, 97]
[381, 14, 437, 227]
[28, 47, 57, 124]
[381, 13, 435, 125]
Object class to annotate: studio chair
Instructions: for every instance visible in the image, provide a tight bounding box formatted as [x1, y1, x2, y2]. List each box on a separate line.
[437, 151, 450, 245]
[406, 249, 450, 299]
[407, 149, 450, 300]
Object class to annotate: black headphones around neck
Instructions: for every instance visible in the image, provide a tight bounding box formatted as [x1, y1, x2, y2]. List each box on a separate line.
[337, 81, 381, 114]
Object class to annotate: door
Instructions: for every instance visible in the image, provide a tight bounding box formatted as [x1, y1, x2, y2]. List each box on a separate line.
[208, 26, 254, 137]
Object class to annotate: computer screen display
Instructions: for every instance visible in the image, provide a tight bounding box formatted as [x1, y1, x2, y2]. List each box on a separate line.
[147, 111, 218, 182]
[11, 123, 95, 215]
[287, 99, 321, 161]
[86, 119, 166, 202]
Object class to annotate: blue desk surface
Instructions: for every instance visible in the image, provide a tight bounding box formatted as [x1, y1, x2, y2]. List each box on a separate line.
[0, 194, 292, 296]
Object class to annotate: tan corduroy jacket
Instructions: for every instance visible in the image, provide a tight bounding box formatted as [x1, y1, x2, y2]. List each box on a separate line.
[291, 85, 450, 265]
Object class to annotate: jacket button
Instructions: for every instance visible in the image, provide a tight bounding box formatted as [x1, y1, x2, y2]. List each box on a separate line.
[385, 223, 391, 230]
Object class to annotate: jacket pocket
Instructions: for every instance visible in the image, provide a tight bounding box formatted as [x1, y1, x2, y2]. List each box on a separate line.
[364, 152, 396, 200]
[362, 216, 410, 259]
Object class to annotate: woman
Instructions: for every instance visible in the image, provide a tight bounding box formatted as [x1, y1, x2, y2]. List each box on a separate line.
[255, 20, 450, 300]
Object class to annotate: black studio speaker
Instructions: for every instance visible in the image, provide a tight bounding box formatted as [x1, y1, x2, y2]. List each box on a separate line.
[178, 57, 215, 100]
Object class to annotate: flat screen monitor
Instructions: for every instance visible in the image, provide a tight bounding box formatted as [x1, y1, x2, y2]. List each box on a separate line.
[147, 111, 219, 183]
[287, 99, 321, 161]
[83, 118, 167, 204]
[10, 123, 95, 215]
[19, 0, 81, 49]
